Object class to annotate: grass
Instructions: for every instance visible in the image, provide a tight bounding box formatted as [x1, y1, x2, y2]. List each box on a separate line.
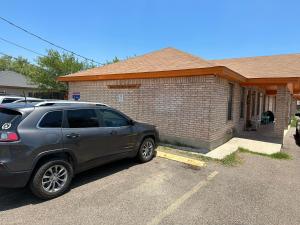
[238, 147, 291, 160]
[157, 145, 291, 169]
[221, 152, 242, 167]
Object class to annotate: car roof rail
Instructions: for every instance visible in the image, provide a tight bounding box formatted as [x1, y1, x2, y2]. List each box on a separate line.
[35, 100, 109, 107]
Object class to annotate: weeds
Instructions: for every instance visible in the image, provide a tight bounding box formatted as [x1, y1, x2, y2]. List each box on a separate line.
[221, 152, 242, 166]
[238, 147, 291, 160]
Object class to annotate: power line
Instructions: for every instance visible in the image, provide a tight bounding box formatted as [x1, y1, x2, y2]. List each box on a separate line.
[0, 36, 45, 57]
[0, 51, 19, 60]
[0, 16, 103, 65]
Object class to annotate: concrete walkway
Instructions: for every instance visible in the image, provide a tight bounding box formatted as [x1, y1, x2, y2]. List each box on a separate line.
[206, 137, 282, 160]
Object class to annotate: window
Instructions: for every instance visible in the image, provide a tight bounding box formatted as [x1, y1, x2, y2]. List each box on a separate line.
[257, 92, 261, 115]
[67, 109, 99, 128]
[0, 108, 22, 130]
[240, 87, 245, 118]
[39, 111, 62, 128]
[251, 91, 256, 117]
[227, 83, 234, 121]
[2, 98, 19, 104]
[100, 109, 130, 127]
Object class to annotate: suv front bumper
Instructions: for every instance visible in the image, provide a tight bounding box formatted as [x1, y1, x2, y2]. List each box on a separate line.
[0, 163, 31, 188]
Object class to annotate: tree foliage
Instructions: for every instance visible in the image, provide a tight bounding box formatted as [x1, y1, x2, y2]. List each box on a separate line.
[0, 50, 120, 92]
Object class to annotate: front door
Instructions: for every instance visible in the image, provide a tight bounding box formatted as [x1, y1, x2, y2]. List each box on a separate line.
[98, 108, 137, 154]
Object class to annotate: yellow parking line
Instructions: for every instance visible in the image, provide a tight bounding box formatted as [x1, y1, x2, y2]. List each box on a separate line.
[156, 151, 206, 167]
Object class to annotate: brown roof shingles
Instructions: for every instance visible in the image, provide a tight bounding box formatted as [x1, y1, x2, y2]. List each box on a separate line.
[61, 48, 216, 78]
[59, 47, 300, 81]
[210, 54, 300, 79]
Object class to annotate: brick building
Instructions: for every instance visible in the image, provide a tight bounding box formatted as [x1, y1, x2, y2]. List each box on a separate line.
[58, 48, 300, 150]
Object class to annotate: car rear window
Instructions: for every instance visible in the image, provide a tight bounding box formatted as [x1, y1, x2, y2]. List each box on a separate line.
[2, 98, 19, 104]
[0, 108, 22, 131]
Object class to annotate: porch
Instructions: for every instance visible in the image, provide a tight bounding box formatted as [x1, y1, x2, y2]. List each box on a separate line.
[237, 123, 282, 144]
[237, 81, 298, 144]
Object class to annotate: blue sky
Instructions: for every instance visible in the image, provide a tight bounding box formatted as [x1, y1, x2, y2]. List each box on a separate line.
[1, 0, 299, 64]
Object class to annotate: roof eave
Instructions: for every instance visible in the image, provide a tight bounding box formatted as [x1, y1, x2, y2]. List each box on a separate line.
[58, 66, 246, 82]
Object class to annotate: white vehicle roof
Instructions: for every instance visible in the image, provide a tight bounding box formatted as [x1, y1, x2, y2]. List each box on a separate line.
[0, 96, 40, 103]
[35, 100, 109, 107]
[13, 98, 44, 103]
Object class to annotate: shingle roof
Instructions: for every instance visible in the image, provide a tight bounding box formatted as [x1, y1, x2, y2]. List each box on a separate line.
[0, 71, 38, 88]
[61, 48, 216, 78]
[59, 47, 300, 83]
[210, 54, 300, 79]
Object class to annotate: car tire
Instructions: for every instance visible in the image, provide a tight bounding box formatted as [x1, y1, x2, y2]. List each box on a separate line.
[30, 159, 73, 200]
[137, 138, 155, 163]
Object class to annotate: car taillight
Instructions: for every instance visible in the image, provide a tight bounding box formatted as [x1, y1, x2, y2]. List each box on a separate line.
[0, 132, 19, 142]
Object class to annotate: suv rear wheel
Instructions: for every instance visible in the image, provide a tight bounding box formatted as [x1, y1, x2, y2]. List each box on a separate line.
[137, 138, 155, 163]
[30, 159, 73, 200]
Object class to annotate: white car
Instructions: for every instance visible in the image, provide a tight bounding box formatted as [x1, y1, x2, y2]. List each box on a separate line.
[0, 95, 38, 104]
[13, 98, 44, 103]
[0, 96, 42, 104]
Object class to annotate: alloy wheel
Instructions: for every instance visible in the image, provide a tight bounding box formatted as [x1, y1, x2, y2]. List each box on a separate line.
[42, 165, 68, 193]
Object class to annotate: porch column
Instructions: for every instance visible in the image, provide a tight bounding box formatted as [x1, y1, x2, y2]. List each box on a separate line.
[274, 86, 290, 138]
[291, 97, 297, 116]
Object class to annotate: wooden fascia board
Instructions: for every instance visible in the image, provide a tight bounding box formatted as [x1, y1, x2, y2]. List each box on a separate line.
[57, 66, 245, 82]
[241, 77, 299, 86]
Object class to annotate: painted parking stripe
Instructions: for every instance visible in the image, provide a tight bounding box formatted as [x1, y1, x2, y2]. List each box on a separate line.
[156, 151, 206, 167]
[147, 171, 219, 225]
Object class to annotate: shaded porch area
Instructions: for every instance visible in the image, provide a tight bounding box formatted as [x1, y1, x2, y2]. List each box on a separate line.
[237, 78, 299, 144]
[237, 123, 283, 144]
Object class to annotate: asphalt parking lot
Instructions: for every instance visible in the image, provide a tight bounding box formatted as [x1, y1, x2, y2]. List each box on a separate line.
[1, 128, 300, 225]
[0, 156, 219, 225]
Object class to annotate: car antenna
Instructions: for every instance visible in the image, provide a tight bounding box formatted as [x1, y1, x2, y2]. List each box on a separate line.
[23, 90, 27, 104]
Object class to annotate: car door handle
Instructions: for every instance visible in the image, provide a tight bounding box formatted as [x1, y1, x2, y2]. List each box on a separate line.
[66, 133, 80, 139]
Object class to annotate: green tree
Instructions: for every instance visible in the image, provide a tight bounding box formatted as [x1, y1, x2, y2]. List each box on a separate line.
[0, 50, 121, 92]
[28, 50, 95, 91]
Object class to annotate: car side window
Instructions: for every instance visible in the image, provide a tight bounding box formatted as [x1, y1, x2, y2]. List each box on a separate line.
[100, 109, 130, 127]
[39, 111, 63, 128]
[67, 109, 99, 128]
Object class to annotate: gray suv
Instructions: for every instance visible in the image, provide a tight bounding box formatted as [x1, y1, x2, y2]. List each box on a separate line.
[0, 102, 158, 199]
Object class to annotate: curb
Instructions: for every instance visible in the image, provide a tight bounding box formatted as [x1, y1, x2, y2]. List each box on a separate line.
[156, 151, 206, 167]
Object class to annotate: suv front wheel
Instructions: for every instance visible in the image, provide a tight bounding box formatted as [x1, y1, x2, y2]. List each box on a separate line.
[30, 159, 73, 200]
[137, 138, 155, 163]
